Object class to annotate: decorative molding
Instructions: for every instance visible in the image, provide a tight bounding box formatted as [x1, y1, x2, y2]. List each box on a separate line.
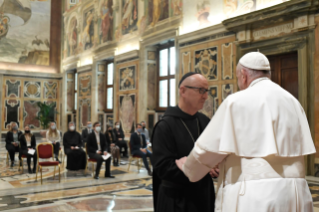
[178, 24, 230, 45]
[77, 64, 92, 73]
[93, 48, 117, 61]
[3, 72, 62, 79]
[141, 27, 177, 47]
[115, 50, 139, 63]
[222, 0, 318, 31]
[179, 31, 235, 48]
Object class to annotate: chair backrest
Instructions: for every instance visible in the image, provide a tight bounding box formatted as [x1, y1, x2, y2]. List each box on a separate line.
[128, 140, 132, 152]
[37, 143, 54, 159]
[85, 143, 88, 154]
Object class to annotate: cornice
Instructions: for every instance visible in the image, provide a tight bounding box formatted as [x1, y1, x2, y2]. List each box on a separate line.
[222, 0, 319, 32]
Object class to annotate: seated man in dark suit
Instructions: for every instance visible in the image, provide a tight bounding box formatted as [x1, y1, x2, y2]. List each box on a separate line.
[130, 123, 153, 176]
[87, 122, 115, 180]
[81, 121, 92, 145]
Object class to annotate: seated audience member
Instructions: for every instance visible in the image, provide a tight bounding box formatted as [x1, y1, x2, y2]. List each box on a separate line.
[130, 123, 153, 176]
[19, 125, 37, 174]
[141, 121, 150, 144]
[46, 122, 61, 163]
[81, 121, 93, 144]
[113, 121, 128, 158]
[63, 122, 86, 171]
[6, 122, 22, 167]
[87, 122, 115, 179]
[105, 125, 120, 167]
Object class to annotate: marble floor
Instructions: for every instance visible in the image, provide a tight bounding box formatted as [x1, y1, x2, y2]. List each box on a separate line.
[1, 141, 319, 212]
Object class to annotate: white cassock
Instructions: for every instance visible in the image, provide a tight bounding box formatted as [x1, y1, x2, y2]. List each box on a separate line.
[182, 77, 316, 212]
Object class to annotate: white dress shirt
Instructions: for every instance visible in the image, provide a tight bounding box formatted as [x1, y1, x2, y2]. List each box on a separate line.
[94, 131, 101, 152]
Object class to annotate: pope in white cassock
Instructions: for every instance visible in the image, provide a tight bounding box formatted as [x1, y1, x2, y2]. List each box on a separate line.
[176, 52, 316, 212]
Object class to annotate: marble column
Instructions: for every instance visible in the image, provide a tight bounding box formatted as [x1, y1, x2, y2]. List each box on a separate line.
[61, 71, 68, 133]
[91, 62, 99, 123]
[137, 46, 148, 123]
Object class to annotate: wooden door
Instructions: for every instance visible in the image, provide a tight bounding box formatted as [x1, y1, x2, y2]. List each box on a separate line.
[267, 52, 298, 99]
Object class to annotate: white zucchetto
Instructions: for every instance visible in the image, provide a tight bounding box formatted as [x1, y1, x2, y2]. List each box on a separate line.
[239, 52, 271, 71]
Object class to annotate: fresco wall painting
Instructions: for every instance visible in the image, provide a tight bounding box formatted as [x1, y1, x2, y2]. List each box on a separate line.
[121, 0, 138, 35]
[2, 77, 60, 131]
[98, 0, 114, 44]
[115, 60, 139, 136]
[82, 8, 95, 50]
[182, 0, 290, 34]
[0, 0, 51, 65]
[78, 73, 92, 130]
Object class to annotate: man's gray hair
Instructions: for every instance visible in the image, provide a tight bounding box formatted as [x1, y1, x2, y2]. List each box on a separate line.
[239, 63, 271, 77]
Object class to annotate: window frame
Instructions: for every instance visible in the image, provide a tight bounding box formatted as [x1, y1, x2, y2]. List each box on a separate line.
[105, 61, 114, 113]
[156, 42, 176, 111]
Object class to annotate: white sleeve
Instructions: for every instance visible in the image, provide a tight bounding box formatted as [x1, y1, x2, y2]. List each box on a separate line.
[46, 131, 51, 143]
[182, 143, 228, 182]
[56, 130, 61, 142]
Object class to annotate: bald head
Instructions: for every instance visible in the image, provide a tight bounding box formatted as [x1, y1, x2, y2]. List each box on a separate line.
[178, 73, 208, 115]
[179, 74, 208, 90]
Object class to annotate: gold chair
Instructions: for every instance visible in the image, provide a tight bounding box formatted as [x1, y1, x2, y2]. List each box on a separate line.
[84, 143, 97, 177]
[18, 143, 27, 173]
[36, 142, 60, 184]
[127, 141, 152, 173]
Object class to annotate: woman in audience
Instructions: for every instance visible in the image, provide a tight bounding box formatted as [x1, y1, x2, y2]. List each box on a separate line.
[6, 122, 22, 167]
[46, 122, 61, 163]
[113, 121, 128, 158]
[19, 125, 37, 174]
[105, 125, 120, 166]
[63, 122, 86, 171]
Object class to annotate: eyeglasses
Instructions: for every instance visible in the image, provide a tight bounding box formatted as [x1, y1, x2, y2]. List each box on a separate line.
[185, 86, 209, 94]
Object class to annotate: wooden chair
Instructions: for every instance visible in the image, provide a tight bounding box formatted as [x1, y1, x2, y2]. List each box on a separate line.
[6, 152, 9, 165]
[84, 143, 97, 177]
[36, 142, 60, 184]
[127, 141, 152, 173]
[18, 143, 27, 173]
[59, 147, 64, 163]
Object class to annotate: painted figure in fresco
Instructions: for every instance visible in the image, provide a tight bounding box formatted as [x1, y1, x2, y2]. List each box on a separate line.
[100, 0, 113, 43]
[0, 17, 8, 35]
[69, 18, 77, 56]
[150, 0, 160, 26]
[196, 0, 211, 27]
[83, 11, 94, 50]
[120, 95, 135, 134]
[171, 0, 182, 16]
[236, 0, 255, 15]
[122, 0, 137, 33]
[120, 67, 135, 90]
[223, 0, 238, 17]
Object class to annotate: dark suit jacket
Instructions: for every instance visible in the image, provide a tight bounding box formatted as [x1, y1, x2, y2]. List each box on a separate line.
[113, 128, 124, 142]
[105, 131, 116, 144]
[130, 132, 147, 154]
[19, 134, 36, 150]
[5, 131, 23, 148]
[87, 132, 110, 155]
[81, 128, 93, 144]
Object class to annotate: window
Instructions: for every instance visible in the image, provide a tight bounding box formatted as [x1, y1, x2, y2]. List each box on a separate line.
[70, 0, 77, 4]
[106, 62, 114, 111]
[157, 44, 176, 109]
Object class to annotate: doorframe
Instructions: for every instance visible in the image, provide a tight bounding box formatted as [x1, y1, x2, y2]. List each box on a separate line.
[236, 29, 315, 175]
